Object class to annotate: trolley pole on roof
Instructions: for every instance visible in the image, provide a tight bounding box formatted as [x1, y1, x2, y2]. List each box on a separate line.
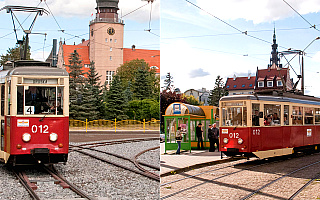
[0, 5, 49, 60]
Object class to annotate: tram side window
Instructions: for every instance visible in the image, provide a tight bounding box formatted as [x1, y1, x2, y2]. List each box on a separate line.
[1, 85, 4, 116]
[57, 87, 63, 115]
[292, 106, 303, 125]
[315, 108, 320, 124]
[284, 105, 289, 125]
[17, 86, 24, 115]
[304, 107, 314, 125]
[252, 104, 260, 126]
[264, 104, 281, 126]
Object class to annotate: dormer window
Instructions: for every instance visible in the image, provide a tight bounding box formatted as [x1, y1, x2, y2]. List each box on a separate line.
[267, 81, 273, 87]
[277, 80, 283, 87]
[233, 85, 237, 88]
[258, 81, 264, 87]
[242, 84, 245, 87]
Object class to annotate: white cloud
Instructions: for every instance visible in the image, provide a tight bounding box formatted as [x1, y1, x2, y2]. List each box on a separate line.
[312, 51, 320, 62]
[189, 68, 210, 78]
[161, 40, 260, 92]
[31, 50, 50, 62]
[1, 0, 159, 22]
[195, 0, 320, 24]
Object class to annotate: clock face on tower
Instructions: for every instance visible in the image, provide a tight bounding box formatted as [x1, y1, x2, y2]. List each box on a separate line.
[107, 27, 115, 35]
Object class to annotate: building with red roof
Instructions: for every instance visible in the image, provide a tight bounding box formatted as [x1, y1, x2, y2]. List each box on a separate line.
[56, 0, 159, 85]
[225, 75, 256, 95]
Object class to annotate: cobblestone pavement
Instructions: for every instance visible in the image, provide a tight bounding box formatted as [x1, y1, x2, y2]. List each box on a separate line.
[160, 153, 320, 200]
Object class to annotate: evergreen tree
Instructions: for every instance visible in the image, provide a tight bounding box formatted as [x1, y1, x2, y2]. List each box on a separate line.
[68, 50, 86, 120]
[208, 75, 229, 106]
[78, 82, 100, 121]
[163, 72, 174, 91]
[133, 68, 153, 100]
[117, 59, 159, 100]
[104, 75, 128, 120]
[124, 81, 133, 103]
[86, 61, 104, 119]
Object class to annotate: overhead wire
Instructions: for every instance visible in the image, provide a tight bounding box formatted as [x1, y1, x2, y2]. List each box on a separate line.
[282, 0, 319, 32]
[184, 0, 291, 50]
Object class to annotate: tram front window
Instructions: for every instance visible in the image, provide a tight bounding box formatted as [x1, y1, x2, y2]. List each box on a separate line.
[23, 86, 63, 115]
[222, 107, 246, 126]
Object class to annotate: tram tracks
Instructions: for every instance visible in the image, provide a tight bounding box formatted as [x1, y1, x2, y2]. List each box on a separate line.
[161, 153, 320, 200]
[12, 165, 95, 200]
[70, 139, 160, 181]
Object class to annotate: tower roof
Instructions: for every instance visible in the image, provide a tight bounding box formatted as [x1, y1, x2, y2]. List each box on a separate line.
[96, 0, 119, 9]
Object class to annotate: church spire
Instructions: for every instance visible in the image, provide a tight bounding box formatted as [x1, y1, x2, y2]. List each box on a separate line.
[270, 27, 280, 68]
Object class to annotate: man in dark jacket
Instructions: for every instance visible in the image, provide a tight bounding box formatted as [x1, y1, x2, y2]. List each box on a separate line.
[196, 123, 204, 150]
[212, 123, 219, 152]
[208, 124, 215, 152]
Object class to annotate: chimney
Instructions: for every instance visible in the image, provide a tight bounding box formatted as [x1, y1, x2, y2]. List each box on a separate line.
[233, 74, 236, 81]
[52, 39, 57, 67]
[132, 45, 136, 51]
[82, 39, 85, 43]
[248, 74, 251, 80]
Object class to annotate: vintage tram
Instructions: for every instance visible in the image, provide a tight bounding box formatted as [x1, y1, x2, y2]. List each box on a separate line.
[219, 92, 320, 159]
[0, 60, 69, 165]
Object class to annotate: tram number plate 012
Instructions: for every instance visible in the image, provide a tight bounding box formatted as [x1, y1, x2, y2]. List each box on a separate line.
[31, 125, 49, 133]
[253, 129, 260, 136]
[229, 133, 239, 138]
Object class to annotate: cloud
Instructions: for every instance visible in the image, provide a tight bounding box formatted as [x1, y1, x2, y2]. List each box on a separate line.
[312, 51, 320, 63]
[31, 50, 50, 62]
[189, 68, 210, 78]
[1, 0, 159, 22]
[195, 0, 320, 24]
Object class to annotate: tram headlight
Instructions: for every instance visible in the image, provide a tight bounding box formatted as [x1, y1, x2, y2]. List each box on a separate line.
[22, 133, 31, 142]
[49, 133, 58, 142]
[223, 138, 229, 144]
[238, 138, 244, 144]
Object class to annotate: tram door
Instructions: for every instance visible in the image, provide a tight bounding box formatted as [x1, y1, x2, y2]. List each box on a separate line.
[0, 85, 4, 151]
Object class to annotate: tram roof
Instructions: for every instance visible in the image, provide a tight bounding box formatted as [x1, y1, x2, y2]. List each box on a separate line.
[220, 93, 320, 106]
[8, 66, 69, 77]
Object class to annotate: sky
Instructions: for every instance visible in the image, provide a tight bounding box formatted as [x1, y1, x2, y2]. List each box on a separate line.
[161, 0, 320, 97]
[0, 0, 160, 60]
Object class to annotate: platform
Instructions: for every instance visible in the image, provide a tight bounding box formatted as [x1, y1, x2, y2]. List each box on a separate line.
[160, 143, 231, 177]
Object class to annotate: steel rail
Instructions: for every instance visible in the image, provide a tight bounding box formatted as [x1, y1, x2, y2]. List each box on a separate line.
[69, 137, 158, 149]
[240, 160, 320, 200]
[43, 165, 96, 200]
[74, 149, 160, 181]
[160, 157, 290, 200]
[12, 168, 40, 200]
[288, 173, 320, 200]
[133, 146, 160, 180]
[74, 145, 160, 171]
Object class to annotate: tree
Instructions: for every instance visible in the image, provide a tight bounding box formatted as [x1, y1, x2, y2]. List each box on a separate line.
[68, 50, 86, 120]
[104, 75, 128, 120]
[127, 99, 159, 121]
[86, 61, 104, 119]
[117, 59, 159, 100]
[163, 72, 174, 91]
[208, 75, 229, 106]
[132, 68, 153, 100]
[0, 36, 31, 66]
[160, 90, 187, 132]
[183, 95, 202, 106]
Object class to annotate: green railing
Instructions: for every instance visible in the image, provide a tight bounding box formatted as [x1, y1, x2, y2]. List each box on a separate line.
[69, 118, 160, 132]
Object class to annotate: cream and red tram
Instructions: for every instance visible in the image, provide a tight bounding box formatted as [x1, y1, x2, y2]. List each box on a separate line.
[219, 93, 320, 159]
[0, 61, 69, 165]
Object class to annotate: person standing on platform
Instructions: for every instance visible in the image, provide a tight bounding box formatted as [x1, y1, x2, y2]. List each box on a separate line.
[196, 123, 204, 150]
[208, 124, 215, 152]
[212, 123, 219, 152]
[175, 127, 183, 154]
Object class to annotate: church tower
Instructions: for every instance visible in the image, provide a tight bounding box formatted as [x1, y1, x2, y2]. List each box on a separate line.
[89, 0, 124, 85]
[269, 28, 280, 69]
